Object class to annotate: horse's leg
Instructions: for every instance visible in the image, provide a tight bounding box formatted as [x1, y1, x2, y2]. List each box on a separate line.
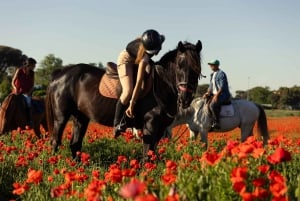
[199, 130, 209, 149]
[32, 113, 42, 139]
[70, 114, 89, 159]
[240, 123, 254, 142]
[51, 114, 70, 153]
[143, 108, 172, 161]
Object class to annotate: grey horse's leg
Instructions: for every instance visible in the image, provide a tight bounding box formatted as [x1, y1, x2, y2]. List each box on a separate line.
[199, 130, 209, 149]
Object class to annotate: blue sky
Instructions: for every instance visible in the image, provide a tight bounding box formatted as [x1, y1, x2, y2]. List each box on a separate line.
[1, 0, 299, 94]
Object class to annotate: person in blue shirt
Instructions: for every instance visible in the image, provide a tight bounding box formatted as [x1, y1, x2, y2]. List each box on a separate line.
[203, 59, 231, 129]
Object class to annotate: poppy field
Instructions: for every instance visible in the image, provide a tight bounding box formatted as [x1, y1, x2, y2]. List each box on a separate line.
[1, 116, 300, 201]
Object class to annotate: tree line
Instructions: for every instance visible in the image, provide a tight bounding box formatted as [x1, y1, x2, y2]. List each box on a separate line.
[0, 51, 299, 110]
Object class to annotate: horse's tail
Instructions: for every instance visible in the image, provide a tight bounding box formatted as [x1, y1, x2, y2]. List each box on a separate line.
[45, 89, 54, 135]
[255, 103, 269, 145]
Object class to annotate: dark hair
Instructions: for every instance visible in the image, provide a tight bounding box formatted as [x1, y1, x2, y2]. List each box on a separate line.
[27, 57, 37, 65]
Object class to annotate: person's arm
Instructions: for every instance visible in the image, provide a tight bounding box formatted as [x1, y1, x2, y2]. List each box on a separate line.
[11, 69, 20, 94]
[213, 72, 227, 100]
[126, 59, 147, 118]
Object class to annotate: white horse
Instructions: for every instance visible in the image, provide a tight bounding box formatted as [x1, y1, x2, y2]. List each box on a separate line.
[166, 97, 269, 147]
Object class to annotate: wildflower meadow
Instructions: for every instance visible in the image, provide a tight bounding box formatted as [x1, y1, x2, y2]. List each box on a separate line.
[1, 115, 300, 201]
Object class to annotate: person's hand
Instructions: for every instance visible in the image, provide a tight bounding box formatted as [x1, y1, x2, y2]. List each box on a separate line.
[212, 95, 218, 103]
[203, 92, 210, 98]
[13, 87, 20, 95]
[125, 105, 135, 118]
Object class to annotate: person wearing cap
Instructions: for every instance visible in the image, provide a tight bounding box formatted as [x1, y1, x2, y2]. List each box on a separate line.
[11, 57, 37, 127]
[113, 29, 165, 137]
[203, 59, 231, 129]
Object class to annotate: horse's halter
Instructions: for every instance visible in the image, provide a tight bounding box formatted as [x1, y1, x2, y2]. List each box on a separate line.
[175, 53, 200, 109]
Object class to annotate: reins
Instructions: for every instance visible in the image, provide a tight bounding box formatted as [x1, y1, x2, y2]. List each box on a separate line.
[171, 124, 189, 143]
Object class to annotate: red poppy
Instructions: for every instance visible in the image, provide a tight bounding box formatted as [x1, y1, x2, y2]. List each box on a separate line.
[268, 170, 285, 184]
[232, 181, 246, 193]
[201, 151, 222, 166]
[182, 153, 193, 162]
[161, 173, 177, 186]
[26, 169, 43, 185]
[15, 155, 28, 167]
[257, 165, 270, 174]
[231, 167, 248, 179]
[80, 152, 90, 165]
[92, 170, 100, 179]
[267, 147, 292, 164]
[144, 162, 157, 171]
[84, 179, 105, 201]
[104, 165, 123, 183]
[252, 178, 266, 187]
[119, 178, 146, 199]
[50, 186, 65, 198]
[134, 194, 159, 201]
[117, 155, 127, 164]
[12, 182, 30, 195]
[130, 159, 140, 169]
[253, 187, 269, 199]
[165, 160, 177, 172]
[239, 190, 254, 201]
[270, 182, 288, 198]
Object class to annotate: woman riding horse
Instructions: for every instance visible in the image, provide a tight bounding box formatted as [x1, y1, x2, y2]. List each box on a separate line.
[113, 29, 165, 138]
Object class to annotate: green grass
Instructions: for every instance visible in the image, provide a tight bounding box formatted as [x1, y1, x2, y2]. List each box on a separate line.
[265, 109, 300, 117]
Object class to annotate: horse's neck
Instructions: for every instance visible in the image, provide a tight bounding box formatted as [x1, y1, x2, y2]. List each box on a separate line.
[195, 99, 211, 122]
[152, 65, 178, 116]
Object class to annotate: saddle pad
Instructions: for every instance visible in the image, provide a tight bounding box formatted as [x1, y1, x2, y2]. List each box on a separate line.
[99, 74, 120, 99]
[220, 104, 234, 117]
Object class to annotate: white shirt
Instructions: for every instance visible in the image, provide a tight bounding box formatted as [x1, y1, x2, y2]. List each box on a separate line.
[212, 71, 218, 94]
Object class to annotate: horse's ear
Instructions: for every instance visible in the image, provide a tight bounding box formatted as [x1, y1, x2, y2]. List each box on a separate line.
[177, 41, 185, 52]
[196, 40, 202, 52]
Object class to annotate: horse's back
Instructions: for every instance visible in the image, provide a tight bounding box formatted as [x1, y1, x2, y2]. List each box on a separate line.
[46, 63, 117, 126]
[233, 99, 260, 118]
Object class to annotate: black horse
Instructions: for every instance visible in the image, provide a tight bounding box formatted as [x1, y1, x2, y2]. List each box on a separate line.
[46, 41, 202, 159]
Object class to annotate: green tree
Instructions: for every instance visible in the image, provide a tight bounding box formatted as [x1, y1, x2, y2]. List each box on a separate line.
[248, 86, 271, 104]
[235, 90, 247, 99]
[35, 54, 63, 88]
[195, 84, 209, 97]
[0, 73, 11, 102]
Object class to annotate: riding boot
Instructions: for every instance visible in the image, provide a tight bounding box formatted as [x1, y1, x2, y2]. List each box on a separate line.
[211, 107, 220, 129]
[113, 100, 127, 138]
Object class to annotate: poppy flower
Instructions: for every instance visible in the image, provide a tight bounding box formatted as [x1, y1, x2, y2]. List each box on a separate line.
[12, 182, 30, 195]
[135, 194, 159, 201]
[201, 151, 222, 166]
[161, 173, 177, 186]
[26, 169, 43, 185]
[267, 147, 292, 164]
[252, 178, 266, 187]
[257, 165, 270, 174]
[165, 160, 177, 172]
[119, 178, 146, 199]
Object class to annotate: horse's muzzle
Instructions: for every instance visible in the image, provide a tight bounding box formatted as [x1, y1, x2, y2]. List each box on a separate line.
[178, 85, 194, 109]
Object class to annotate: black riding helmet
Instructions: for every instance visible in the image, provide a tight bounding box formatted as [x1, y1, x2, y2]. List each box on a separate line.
[141, 29, 165, 55]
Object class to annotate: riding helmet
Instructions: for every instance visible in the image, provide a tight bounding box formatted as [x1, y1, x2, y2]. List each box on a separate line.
[141, 29, 165, 54]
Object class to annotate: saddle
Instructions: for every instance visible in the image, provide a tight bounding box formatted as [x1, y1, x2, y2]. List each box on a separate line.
[99, 62, 153, 100]
[220, 103, 234, 117]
